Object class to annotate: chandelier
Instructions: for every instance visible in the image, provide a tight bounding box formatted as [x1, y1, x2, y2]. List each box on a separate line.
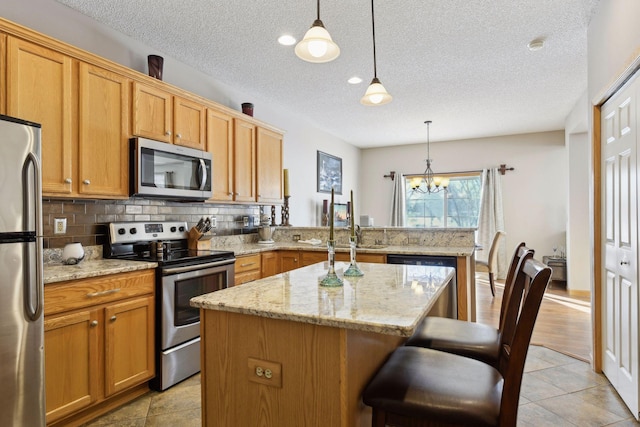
[411, 121, 449, 194]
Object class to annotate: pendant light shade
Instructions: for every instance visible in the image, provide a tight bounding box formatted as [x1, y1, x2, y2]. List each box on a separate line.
[361, 77, 392, 106]
[295, 1, 340, 63]
[361, 0, 391, 106]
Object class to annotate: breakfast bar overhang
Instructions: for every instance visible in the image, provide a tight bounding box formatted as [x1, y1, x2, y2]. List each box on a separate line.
[191, 261, 455, 426]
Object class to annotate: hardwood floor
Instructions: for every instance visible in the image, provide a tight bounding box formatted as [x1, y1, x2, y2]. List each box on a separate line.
[475, 273, 592, 362]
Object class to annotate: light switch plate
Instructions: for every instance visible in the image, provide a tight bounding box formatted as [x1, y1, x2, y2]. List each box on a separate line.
[54, 218, 67, 234]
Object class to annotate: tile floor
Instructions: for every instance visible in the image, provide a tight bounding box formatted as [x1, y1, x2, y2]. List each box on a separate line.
[84, 345, 639, 426]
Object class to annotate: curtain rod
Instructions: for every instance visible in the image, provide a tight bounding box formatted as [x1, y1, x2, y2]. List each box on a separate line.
[383, 164, 515, 180]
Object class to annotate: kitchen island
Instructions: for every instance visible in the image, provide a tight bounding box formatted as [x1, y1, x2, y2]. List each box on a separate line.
[191, 261, 455, 427]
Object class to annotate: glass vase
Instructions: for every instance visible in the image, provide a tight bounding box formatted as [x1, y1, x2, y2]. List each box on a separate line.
[344, 236, 364, 277]
[320, 239, 343, 287]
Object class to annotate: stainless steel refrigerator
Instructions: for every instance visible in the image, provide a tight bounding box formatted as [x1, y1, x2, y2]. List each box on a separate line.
[0, 114, 45, 426]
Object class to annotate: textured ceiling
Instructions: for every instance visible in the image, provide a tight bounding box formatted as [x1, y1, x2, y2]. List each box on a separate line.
[56, 0, 600, 148]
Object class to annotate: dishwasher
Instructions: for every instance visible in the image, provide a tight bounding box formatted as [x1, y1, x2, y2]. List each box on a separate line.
[386, 254, 458, 319]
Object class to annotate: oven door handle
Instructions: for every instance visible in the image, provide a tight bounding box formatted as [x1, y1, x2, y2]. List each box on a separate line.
[162, 258, 235, 275]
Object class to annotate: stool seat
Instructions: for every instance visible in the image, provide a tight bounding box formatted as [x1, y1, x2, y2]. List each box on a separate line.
[363, 346, 502, 426]
[404, 316, 500, 366]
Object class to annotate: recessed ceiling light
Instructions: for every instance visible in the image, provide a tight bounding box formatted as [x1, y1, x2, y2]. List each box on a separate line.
[527, 38, 545, 51]
[348, 76, 363, 84]
[278, 34, 296, 46]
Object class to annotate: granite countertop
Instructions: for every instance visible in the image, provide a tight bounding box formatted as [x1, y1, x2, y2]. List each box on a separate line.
[44, 259, 158, 285]
[190, 262, 455, 336]
[222, 241, 474, 257]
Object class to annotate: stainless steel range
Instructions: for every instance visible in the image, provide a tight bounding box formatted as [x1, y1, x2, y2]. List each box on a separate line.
[104, 221, 235, 390]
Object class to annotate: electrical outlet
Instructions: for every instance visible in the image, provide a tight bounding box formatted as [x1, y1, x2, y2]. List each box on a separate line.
[209, 217, 217, 228]
[253, 215, 260, 226]
[54, 218, 67, 234]
[243, 216, 249, 227]
[247, 357, 282, 388]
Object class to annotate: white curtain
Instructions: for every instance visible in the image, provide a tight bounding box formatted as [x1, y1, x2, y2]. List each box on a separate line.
[389, 173, 406, 226]
[477, 168, 507, 278]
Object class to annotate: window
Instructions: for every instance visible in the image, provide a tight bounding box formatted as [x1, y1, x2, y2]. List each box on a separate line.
[404, 173, 482, 228]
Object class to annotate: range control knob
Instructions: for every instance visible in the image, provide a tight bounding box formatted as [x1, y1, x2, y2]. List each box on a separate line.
[179, 226, 185, 232]
[118, 228, 126, 235]
[129, 228, 137, 235]
[170, 226, 177, 232]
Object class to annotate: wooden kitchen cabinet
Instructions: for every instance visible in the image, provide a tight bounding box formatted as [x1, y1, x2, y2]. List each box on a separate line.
[44, 269, 155, 426]
[261, 251, 280, 277]
[132, 81, 205, 149]
[6, 37, 129, 198]
[207, 108, 234, 201]
[233, 118, 257, 202]
[235, 253, 262, 285]
[173, 95, 205, 149]
[256, 127, 283, 204]
[280, 250, 300, 272]
[208, 114, 283, 204]
[6, 37, 73, 195]
[78, 63, 129, 197]
[131, 81, 172, 143]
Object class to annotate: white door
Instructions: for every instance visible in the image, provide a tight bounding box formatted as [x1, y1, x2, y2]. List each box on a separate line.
[602, 73, 639, 419]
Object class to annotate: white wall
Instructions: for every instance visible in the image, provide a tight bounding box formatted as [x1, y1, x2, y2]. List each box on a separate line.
[587, 0, 640, 103]
[360, 131, 568, 261]
[0, 0, 359, 227]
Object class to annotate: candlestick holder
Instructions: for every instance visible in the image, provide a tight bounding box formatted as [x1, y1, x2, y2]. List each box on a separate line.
[281, 196, 291, 226]
[344, 236, 364, 277]
[270, 205, 276, 226]
[320, 239, 343, 287]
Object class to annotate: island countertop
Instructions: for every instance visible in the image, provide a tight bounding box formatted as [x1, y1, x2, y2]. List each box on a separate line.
[191, 261, 455, 336]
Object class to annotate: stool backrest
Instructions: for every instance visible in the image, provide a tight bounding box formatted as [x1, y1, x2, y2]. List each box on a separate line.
[498, 243, 534, 330]
[498, 257, 552, 426]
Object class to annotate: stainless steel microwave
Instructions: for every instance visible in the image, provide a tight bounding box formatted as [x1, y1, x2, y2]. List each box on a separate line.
[130, 137, 212, 201]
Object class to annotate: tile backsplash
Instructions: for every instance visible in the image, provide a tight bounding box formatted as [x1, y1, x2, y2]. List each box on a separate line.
[42, 197, 264, 248]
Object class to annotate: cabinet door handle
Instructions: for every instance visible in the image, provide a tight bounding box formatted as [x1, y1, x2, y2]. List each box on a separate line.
[90, 320, 98, 327]
[64, 178, 72, 184]
[165, 131, 172, 136]
[110, 315, 117, 322]
[83, 179, 91, 185]
[241, 262, 256, 267]
[86, 288, 121, 298]
[176, 133, 182, 138]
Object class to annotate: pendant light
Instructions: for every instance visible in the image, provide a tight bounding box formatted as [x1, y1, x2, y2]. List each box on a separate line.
[411, 121, 449, 194]
[361, 0, 392, 106]
[295, 0, 340, 63]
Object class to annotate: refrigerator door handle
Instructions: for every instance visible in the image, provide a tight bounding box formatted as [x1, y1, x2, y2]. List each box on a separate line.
[23, 152, 43, 321]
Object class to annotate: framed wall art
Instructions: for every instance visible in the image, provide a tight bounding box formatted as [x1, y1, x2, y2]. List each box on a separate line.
[317, 151, 342, 194]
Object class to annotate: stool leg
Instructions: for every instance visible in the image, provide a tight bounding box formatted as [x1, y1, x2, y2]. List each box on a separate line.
[489, 272, 496, 297]
[372, 408, 386, 427]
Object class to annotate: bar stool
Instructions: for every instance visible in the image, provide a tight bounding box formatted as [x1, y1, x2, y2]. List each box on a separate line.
[363, 256, 551, 427]
[404, 243, 532, 367]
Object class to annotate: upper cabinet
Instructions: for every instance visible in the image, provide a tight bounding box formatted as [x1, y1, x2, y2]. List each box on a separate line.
[207, 111, 284, 204]
[78, 63, 129, 197]
[6, 37, 74, 195]
[1, 19, 283, 203]
[6, 37, 129, 198]
[207, 108, 234, 201]
[256, 127, 283, 204]
[132, 82, 205, 150]
[233, 118, 257, 202]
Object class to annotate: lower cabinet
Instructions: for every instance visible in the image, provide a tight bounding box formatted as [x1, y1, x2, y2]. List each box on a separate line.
[261, 251, 279, 278]
[44, 270, 155, 426]
[235, 253, 262, 285]
[279, 250, 300, 273]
